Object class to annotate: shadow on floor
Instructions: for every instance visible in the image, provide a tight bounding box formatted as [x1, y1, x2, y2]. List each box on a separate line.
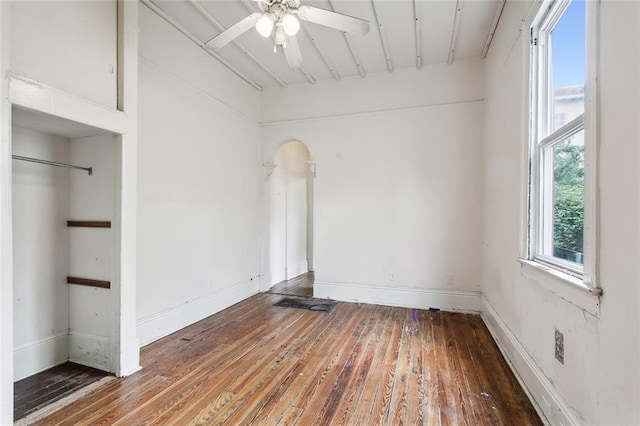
[14, 362, 110, 421]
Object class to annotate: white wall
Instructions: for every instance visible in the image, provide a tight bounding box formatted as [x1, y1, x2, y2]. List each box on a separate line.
[482, 1, 640, 424]
[136, 4, 262, 345]
[12, 127, 70, 381]
[10, 1, 117, 108]
[261, 59, 485, 123]
[68, 135, 117, 372]
[262, 60, 485, 309]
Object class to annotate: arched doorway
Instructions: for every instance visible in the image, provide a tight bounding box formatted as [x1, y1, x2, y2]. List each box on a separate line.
[268, 141, 315, 297]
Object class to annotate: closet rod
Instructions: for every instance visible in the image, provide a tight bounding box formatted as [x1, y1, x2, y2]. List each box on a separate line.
[12, 155, 93, 175]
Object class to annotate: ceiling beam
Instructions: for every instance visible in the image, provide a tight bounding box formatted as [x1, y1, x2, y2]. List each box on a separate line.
[239, 0, 255, 14]
[142, 0, 263, 91]
[344, 34, 367, 78]
[187, 0, 287, 88]
[447, 0, 463, 65]
[301, 22, 340, 80]
[370, 0, 393, 72]
[482, 0, 506, 59]
[327, 0, 366, 78]
[299, 65, 316, 84]
[413, 0, 422, 69]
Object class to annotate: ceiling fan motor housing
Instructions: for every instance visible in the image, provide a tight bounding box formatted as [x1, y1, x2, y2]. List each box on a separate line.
[258, 0, 301, 14]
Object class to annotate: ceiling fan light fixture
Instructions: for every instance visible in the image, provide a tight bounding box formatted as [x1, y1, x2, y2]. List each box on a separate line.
[255, 13, 275, 38]
[274, 25, 287, 47]
[282, 13, 300, 36]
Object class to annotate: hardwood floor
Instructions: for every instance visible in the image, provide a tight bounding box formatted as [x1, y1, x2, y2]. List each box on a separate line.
[31, 294, 541, 425]
[14, 363, 108, 421]
[269, 272, 314, 298]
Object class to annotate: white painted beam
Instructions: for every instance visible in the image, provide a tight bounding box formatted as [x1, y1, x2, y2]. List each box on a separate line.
[10, 76, 129, 135]
[328, 0, 366, 78]
[448, 0, 463, 65]
[482, 0, 506, 59]
[239, 0, 256, 14]
[299, 65, 316, 84]
[413, 0, 422, 69]
[114, 0, 141, 377]
[187, 0, 288, 88]
[371, 0, 393, 72]
[301, 22, 340, 80]
[141, 0, 263, 91]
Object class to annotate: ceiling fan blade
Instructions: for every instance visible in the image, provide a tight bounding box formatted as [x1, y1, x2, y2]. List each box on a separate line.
[296, 5, 370, 36]
[205, 13, 262, 50]
[284, 36, 303, 68]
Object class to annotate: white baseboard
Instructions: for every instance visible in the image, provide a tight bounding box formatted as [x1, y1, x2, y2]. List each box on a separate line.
[13, 332, 69, 381]
[270, 271, 285, 287]
[137, 279, 259, 346]
[480, 295, 582, 425]
[68, 331, 112, 373]
[286, 261, 308, 280]
[314, 281, 481, 312]
[259, 273, 272, 292]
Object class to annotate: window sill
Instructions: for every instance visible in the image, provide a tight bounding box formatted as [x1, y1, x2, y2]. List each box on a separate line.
[518, 259, 602, 317]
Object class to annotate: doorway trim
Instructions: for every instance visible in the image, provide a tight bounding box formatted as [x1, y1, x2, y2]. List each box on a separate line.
[263, 140, 315, 292]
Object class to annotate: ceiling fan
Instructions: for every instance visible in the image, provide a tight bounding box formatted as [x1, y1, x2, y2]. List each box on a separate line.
[205, 0, 370, 69]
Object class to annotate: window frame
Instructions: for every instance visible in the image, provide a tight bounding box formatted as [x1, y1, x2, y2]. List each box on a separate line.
[526, 0, 599, 289]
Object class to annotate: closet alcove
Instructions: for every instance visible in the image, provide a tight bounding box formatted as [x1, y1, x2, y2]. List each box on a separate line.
[12, 106, 117, 418]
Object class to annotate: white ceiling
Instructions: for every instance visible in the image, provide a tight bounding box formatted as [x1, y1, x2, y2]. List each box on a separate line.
[146, 0, 504, 90]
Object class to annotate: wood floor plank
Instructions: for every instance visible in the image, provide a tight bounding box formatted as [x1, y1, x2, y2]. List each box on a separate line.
[421, 310, 441, 426]
[404, 310, 425, 424]
[102, 308, 303, 424]
[38, 297, 298, 425]
[217, 307, 352, 424]
[269, 272, 314, 298]
[246, 303, 362, 423]
[31, 294, 542, 425]
[368, 306, 404, 424]
[309, 304, 385, 425]
[289, 304, 378, 424]
[331, 305, 392, 425]
[341, 307, 394, 424]
[431, 311, 462, 426]
[157, 309, 324, 424]
[447, 313, 494, 423]
[441, 313, 477, 425]
[13, 363, 108, 421]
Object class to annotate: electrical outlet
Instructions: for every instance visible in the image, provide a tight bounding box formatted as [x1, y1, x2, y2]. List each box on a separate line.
[389, 271, 395, 281]
[446, 275, 454, 285]
[555, 328, 564, 364]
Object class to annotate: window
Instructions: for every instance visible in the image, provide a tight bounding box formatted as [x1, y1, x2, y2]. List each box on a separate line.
[529, 0, 593, 280]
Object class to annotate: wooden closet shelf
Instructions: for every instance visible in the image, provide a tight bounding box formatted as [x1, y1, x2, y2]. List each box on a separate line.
[67, 221, 111, 228]
[67, 277, 111, 289]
